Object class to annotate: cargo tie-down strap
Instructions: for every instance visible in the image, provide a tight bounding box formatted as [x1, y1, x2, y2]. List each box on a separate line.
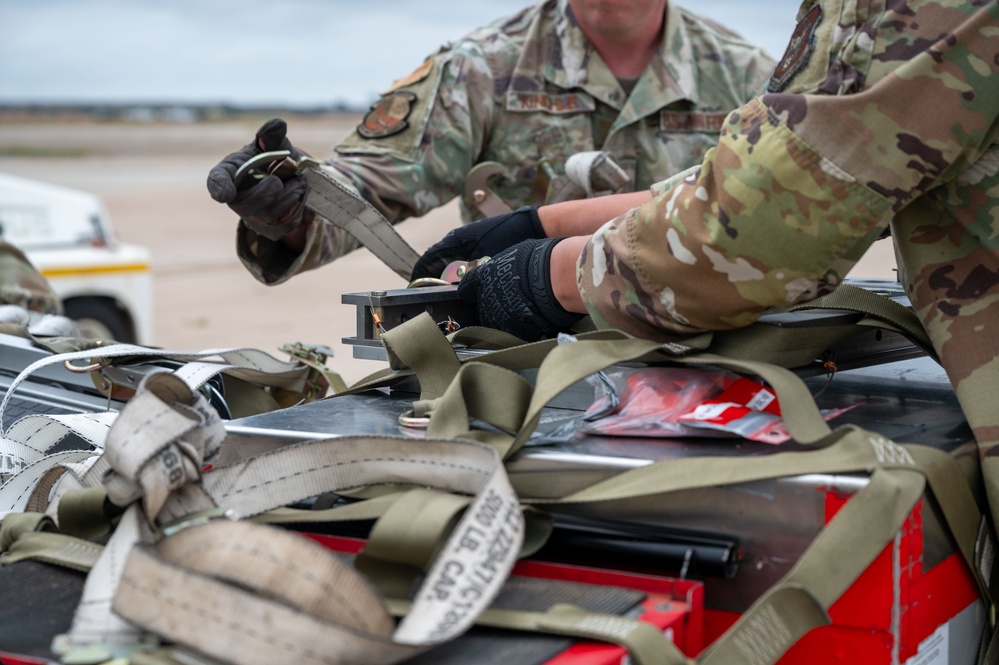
[0, 342, 680, 664]
[0, 290, 994, 665]
[350, 280, 934, 393]
[304, 167, 421, 280]
[365, 312, 998, 664]
[0, 341, 336, 514]
[0, 372, 539, 665]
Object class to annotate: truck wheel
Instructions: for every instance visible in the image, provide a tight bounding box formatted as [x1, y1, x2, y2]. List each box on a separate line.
[63, 298, 135, 343]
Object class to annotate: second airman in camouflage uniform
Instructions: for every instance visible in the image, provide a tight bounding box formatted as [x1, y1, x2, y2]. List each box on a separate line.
[575, 0, 999, 522]
[210, 0, 774, 286]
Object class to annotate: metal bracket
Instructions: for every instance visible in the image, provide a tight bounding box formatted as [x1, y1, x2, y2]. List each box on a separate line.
[463, 161, 514, 218]
[234, 150, 322, 190]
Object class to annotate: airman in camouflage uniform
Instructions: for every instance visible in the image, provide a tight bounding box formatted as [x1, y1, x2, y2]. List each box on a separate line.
[216, 0, 774, 286]
[575, 0, 999, 519]
[0, 241, 62, 315]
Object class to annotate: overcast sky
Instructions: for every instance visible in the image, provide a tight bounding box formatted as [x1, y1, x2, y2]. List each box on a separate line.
[0, 0, 800, 108]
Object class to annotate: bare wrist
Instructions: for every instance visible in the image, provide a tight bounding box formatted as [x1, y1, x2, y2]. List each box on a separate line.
[550, 236, 588, 313]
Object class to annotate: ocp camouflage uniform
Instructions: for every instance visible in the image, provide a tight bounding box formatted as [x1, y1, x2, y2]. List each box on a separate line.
[238, 0, 775, 285]
[578, 0, 999, 518]
[0, 241, 62, 315]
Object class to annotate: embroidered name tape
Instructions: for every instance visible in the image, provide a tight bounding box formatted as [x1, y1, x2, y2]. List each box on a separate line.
[507, 91, 596, 114]
[659, 111, 729, 133]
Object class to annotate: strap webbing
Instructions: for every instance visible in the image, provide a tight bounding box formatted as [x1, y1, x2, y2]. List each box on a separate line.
[702, 467, 924, 664]
[0, 287, 983, 665]
[46, 372, 527, 664]
[775, 283, 935, 358]
[384, 598, 686, 665]
[380, 313, 992, 664]
[468, 338, 995, 611]
[304, 168, 421, 280]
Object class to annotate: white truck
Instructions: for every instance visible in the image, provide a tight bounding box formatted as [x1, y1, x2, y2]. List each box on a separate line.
[0, 172, 153, 344]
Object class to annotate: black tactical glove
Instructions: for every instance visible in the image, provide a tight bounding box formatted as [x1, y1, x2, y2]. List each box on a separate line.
[411, 205, 546, 281]
[457, 237, 582, 342]
[206, 118, 313, 241]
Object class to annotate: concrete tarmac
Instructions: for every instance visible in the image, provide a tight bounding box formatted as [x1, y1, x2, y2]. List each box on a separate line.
[0, 116, 899, 387]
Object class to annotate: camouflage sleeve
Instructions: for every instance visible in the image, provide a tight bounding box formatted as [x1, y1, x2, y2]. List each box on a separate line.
[238, 43, 497, 286]
[0, 241, 62, 315]
[578, 1, 999, 340]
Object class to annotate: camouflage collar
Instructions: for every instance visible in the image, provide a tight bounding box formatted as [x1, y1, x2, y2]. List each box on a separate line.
[608, 2, 699, 135]
[510, 0, 696, 119]
[660, 2, 699, 100]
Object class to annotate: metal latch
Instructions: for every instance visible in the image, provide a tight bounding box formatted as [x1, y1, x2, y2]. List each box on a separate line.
[234, 150, 322, 190]
[408, 257, 491, 289]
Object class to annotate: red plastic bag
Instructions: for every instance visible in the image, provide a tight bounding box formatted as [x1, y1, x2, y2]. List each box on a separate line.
[581, 367, 857, 444]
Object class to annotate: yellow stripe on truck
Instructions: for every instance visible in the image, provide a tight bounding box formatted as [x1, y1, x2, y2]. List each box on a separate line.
[41, 263, 150, 278]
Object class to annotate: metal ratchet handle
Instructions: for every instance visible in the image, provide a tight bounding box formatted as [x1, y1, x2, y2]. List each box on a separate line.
[233, 151, 322, 191]
[407, 257, 493, 289]
[440, 256, 490, 283]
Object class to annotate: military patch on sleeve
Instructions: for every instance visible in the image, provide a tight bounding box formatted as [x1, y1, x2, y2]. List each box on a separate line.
[357, 91, 418, 139]
[768, 4, 823, 92]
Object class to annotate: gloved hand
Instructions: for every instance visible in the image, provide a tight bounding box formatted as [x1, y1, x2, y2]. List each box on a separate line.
[457, 237, 582, 342]
[411, 205, 546, 281]
[206, 118, 313, 241]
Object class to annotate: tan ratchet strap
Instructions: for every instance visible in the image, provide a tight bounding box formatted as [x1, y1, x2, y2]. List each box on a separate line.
[304, 167, 421, 280]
